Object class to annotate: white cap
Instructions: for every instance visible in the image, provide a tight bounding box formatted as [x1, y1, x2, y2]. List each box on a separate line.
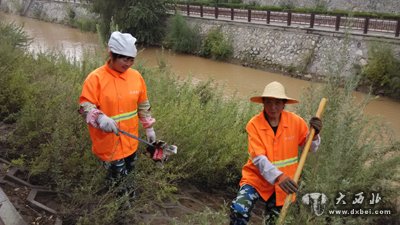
[108, 31, 137, 57]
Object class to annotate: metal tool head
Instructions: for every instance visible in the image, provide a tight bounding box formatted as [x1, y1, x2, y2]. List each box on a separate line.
[146, 140, 178, 163]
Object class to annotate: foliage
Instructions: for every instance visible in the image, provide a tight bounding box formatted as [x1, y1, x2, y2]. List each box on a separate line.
[0, 21, 30, 49]
[164, 14, 202, 54]
[0, 22, 31, 123]
[32, 3, 44, 19]
[91, 0, 167, 45]
[291, 62, 400, 225]
[140, 66, 257, 188]
[361, 42, 400, 99]
[90, 0, 117, 44]
[201, 26, 233, 60]
[67, 5, 76, 22]
[9, 0, 24, 14]
[65, 5, 97, 32]
[279, 0, 295, 10]
[74, 18, 98, 32]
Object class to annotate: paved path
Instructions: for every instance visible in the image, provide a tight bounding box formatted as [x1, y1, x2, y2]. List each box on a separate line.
[0, 187, 27, 225]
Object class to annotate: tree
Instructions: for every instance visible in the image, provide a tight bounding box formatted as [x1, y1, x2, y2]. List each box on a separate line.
[91, 0, 167, 45]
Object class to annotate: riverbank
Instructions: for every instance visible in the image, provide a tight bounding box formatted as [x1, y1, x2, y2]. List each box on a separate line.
[1, 18, 399, 225]
[1, 11, 399, 142]
[1, 0, 400, 91]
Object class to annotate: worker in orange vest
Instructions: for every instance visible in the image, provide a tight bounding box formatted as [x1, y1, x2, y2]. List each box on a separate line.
[230, 81, 322, 225]
[78, 31, 156, 195]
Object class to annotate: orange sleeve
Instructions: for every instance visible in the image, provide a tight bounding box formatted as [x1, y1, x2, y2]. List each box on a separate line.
[246, 121, 266, 158]
[298, 117, 308, 146]
[138, 75, 148, 104]
[79, 73, 99, 106]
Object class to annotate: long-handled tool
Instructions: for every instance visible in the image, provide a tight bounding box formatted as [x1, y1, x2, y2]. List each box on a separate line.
[276, 98, 327, 225]
[118, 129, 178, 163]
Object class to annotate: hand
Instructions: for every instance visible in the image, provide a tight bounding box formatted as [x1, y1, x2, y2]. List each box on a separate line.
[309, 117, 322, 135]
[145, 127, 156, 143]
[97, 114, 118, 135]
[276, 174, 298, 194]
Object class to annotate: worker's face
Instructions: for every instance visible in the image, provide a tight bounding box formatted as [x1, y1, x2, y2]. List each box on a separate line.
[263, 97, 286, 119]
[110, 53, 134, 73]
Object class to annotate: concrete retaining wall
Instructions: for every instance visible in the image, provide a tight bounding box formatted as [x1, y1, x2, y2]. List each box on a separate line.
[187, 17, 400, 78]
[0, 0, 95, 23]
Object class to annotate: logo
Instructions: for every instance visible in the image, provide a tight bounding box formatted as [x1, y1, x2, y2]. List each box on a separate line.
[302, 193, 328, 216]
[129, 90, 140, 95]
[302, 191, 391, 216]
[284, 135, 295, 141]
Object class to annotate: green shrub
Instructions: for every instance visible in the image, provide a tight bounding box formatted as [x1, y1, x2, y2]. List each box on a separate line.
[165, 14, 202, 54]
[141, 66, 258, 188]
[92, 0, 167, 45]
[9, 0, 24, 14]
[361, 43, 400, 99]
[290, 74, 400, 225]
[201, 27, 233, 60]
[0, 22, 30, 123]
[68, 5, 76, 22]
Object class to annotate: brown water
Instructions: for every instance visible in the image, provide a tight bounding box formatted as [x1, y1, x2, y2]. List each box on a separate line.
[1, 12, 399, 139]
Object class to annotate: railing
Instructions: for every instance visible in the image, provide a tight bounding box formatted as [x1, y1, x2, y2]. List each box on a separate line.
[167, 3, 400, 38]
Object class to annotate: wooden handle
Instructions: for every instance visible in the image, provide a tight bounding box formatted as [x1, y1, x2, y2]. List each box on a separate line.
[276, 98, 327, 225]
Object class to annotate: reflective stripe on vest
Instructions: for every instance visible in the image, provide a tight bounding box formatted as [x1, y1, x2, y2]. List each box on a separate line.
[272, 156, 298, 168]
[111, 110, 137, 122]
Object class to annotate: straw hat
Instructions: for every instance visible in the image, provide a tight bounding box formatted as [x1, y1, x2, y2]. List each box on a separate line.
[250, 81, 298, 104]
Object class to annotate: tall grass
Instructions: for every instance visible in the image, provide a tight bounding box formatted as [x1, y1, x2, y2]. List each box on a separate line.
[361, 42, 400, 99]
[0, 22, 398, 224]
[164, 14, 202, 54]
[200, 26, 233, 60]
[141, 65, 259, 189]
[289, 66, 400, 224]
[0, 21, 31, 123]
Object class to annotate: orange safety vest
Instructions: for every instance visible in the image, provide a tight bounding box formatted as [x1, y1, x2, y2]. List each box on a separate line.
[239, 110, 308, 206]
[79, 62, 148, 162]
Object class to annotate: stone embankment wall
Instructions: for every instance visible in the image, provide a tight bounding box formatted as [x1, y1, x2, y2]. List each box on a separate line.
[1, 0, 400, 78]
[187, 17, 400, 78]
[243, 0, 400, 14]
[0, 0, 95, 23]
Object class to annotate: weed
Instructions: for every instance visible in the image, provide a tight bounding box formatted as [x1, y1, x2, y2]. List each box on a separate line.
[361, 42, 400, 98]
[201, 26, 233, 60]
[165, 14, 202, 54]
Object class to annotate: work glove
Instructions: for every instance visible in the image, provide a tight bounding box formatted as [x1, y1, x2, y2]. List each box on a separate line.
[276, 174, 298, 194]
[145, 127, 156, 143]
[97, 114, 118, 135]
[309, 117, 322, 135]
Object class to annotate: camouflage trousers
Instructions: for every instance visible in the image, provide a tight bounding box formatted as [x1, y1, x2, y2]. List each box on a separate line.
[103, 152, 138, 196]
[230, 184, 282, 225]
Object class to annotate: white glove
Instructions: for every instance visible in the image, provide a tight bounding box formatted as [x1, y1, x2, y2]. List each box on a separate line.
[97, 114, 118, 134]
[145, 127, 156, 143]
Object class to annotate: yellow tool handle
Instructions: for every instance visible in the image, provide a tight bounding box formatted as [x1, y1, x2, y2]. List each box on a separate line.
[276, 97, 327, 225]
